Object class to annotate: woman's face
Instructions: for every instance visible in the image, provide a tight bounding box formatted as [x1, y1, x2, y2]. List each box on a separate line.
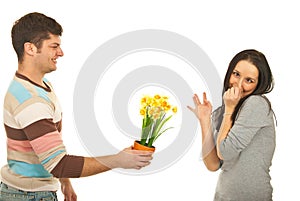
[229, 60, 259, 98]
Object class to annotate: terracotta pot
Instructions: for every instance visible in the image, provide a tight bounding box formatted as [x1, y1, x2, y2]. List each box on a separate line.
[133, 140, 155, 152]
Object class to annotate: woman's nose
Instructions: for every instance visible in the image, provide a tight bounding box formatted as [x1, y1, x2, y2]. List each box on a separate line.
[232, 80, 243, 89]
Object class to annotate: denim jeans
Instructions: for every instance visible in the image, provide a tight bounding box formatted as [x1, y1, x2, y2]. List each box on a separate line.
[0, 182, 57, 201]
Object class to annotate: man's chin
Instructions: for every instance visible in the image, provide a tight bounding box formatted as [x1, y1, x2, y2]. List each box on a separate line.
[48, 67, 57, 73]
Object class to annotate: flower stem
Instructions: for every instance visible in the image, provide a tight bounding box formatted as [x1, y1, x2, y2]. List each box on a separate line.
[147, 137, 154, 147]
[140, 139, 147, 145]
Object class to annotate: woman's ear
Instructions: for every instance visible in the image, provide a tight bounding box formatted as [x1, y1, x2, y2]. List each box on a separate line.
[23, 42, 37, 56]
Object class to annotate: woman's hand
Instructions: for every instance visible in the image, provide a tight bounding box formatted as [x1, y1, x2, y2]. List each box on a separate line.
[223, 86, 242, 113]
[187, 92, 212, 122]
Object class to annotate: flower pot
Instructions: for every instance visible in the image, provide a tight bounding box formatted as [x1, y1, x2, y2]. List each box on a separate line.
[133, 140, 155, 152]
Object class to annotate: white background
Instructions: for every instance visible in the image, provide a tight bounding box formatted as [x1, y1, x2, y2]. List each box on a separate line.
[0, 0, 299, 200]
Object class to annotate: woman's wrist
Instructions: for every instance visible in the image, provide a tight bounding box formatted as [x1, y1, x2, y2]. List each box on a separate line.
[199, 116, 211, 127]
[224, 106, 234, 115]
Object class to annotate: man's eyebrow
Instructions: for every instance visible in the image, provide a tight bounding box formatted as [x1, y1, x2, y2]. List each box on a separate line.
[49, 42, 60, 46]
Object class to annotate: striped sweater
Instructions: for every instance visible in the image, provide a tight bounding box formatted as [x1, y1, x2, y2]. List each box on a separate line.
[1, 72, 84, 192]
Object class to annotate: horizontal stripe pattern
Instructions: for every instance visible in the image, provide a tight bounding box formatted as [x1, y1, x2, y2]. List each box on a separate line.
[1, 74, 65, 191]
[14, 102, 54, 128]
[8, 160, 52, 178]
[24, 119, 59, 140]
[5, 125, 66, 174]
[30, 131, 63, 154]
[5, 119, 62, 141]
[7, 138, 33, 152]
[7, 150, 40, 164]
[41, 150, 65, 165]
[1, 165, 59, 192]
[5, 125, 28, 140]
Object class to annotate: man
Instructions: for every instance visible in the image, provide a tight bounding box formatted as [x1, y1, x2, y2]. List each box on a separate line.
[0, 12, 153, 201]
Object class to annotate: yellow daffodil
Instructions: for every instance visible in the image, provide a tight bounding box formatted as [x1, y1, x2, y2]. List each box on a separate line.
[172, 106, 177, 113]
[139, 94, 178, 148]
[140, 108, 146, 116]
[154, 94, 161, 99]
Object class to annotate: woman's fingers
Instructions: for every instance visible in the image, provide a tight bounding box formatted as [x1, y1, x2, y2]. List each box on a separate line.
[187, 94, 201, 113]
[193, 94, 201, 105]
[203, 92, 207, 101]
[188, 92, 210, 112]
[203, 92, 211, 104]
[187, 105, 194, 112]
[223, 87, 242, 108]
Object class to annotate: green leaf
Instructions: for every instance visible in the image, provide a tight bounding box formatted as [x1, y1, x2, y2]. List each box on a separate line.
[155, 115, 172, 136]
[148, 115, 173, 146]
[141, 118, 153, 142]
[154, 126, 174, 142]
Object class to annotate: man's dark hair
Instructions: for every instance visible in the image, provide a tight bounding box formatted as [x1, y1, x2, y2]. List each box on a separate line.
[11, 12, 63, 63]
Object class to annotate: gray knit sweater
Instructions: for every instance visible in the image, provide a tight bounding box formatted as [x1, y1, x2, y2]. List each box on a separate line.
[212, 95, 276, 201]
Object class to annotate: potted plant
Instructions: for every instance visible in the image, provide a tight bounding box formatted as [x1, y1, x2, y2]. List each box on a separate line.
[133, 94, 177, 152]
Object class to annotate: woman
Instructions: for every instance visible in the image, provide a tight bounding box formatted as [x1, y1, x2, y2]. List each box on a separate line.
[188, 49, 276, 201]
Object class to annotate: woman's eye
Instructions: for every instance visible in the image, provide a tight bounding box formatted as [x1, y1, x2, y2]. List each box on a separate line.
[233, 71, 239, 77]
[246, 78, 254, 83]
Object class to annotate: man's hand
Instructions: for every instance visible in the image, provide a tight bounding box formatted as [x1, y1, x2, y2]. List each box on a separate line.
[80, 147, 154, 177]
[112, 147, 154, 170]
[60, 178, 77, 201]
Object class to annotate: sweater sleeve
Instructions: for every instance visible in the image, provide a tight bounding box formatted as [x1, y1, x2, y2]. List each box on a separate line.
[22, 117, 84, 178]
[219, 95, 272, 161]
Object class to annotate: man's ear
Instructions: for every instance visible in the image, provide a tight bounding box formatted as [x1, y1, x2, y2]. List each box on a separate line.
[24, 42, 37, 56]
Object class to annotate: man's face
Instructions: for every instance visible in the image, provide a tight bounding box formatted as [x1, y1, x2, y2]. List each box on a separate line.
[35, 34, 64, 73]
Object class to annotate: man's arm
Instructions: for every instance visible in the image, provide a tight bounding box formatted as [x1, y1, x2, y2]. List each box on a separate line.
[80, 147, 153, 177]
[22, 118, 153, 178]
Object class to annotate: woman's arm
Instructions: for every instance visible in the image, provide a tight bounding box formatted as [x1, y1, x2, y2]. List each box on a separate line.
[216, 86, 241, 160]
[217, 95, 272, 161]
[216, 113, 233, 160]
[188, 93, 220, 171]
[200, 117, 221, 171]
